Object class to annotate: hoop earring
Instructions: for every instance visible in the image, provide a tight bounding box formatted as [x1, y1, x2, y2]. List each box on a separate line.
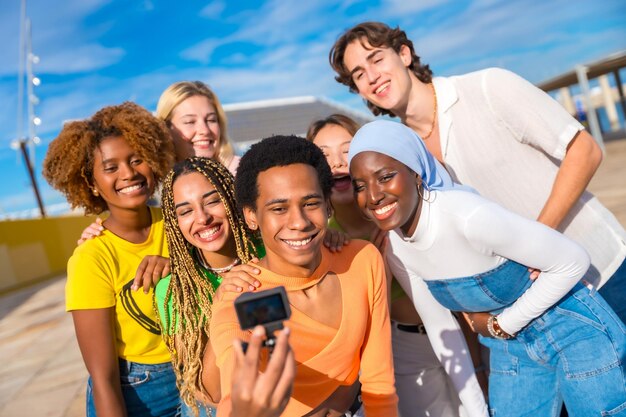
[417, 184, 432, 202]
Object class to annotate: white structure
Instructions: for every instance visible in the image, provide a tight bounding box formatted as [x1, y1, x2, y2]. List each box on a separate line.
[223, 96, 373, 153]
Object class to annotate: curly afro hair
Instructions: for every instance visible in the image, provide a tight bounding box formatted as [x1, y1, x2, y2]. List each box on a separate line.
[43, 102, 175, 215]
[235, 135, 333, 210]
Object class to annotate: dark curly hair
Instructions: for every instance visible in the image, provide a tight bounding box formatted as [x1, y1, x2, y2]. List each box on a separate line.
[329, 21, 433, 117]
[235, 135, 333, 210]
[43, 102, 175, 215]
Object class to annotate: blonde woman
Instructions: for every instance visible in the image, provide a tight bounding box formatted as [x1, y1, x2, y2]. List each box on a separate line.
[156, 81, 240, 175]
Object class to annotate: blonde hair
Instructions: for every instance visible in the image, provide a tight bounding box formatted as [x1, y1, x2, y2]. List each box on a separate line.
[156, 81, 235, 166]
[160, 157, 257, 414]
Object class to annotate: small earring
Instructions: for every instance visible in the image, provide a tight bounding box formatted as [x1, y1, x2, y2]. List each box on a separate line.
[249, 223, 257, 230]
[92, 188, 99, 197]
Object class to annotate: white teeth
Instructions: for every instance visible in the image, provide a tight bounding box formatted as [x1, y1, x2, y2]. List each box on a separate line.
[374, 202, 397, 215]
[119, 184, 142, 194]
[194, 140, 214, 146]
[198, 226, 220, 239]
[283, 237, 313, 247]
[375, 82, 390, 94]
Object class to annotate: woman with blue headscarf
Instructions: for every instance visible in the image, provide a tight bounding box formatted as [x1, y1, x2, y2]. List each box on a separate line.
[349, 120, 626, 417]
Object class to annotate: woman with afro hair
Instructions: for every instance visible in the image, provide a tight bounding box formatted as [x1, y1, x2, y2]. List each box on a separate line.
[43, 102, 179, 416]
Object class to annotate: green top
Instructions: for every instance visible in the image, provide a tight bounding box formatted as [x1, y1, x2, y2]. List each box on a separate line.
[155, 241, 266, 335]
[328, 215, 407, 302]
[154, 267, 221, 335]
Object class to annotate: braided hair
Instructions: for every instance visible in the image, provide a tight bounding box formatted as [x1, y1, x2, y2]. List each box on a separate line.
[160, 156, 257, 413]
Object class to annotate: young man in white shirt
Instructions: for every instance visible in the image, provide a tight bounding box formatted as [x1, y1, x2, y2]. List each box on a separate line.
[329, 21, 626, 322]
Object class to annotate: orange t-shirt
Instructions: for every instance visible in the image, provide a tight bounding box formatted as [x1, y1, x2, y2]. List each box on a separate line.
[210, 240, 398, 416]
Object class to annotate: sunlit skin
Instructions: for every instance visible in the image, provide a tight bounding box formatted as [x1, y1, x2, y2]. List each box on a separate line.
[92, 135, 155, 243]
[242, 163, 361, 415]
[173, 172, 237, 269]
[169, 95, 221, 160]
[243, 164, 329, 278]
[312, 124, 354, 207]
[343, 39, 416, 116]
[314, 127, 422, 324]
[350, 151, 422, 237]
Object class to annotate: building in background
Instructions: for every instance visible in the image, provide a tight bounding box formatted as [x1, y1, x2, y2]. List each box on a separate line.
[224, 96, 373, 153]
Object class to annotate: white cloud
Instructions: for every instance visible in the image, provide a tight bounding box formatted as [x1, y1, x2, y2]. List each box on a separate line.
[380, 0, 453, 15]
[0, 0, 119, 75]
[180, 39, 221, 64]
[37, 44, 125, 75]
[200, 1, 226, 18]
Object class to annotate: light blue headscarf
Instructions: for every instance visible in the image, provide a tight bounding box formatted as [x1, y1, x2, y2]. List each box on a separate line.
[348, 120, 475, 192]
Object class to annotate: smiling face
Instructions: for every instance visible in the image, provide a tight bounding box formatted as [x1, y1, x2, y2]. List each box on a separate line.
[243, 163, 328, 277]
[343, 39, 414, 115]
[169, 95, 221, 160]
[350, 151, 421, 236]
[173, 171, 234, 259]
[312, 124, 354, 206]
[92, 135, 155, 213]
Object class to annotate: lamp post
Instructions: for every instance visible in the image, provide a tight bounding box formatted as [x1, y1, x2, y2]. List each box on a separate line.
[11, 138, 46, 217]
[13, 0, 45, 217]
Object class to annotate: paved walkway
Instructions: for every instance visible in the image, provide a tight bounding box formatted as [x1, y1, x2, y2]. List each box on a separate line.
[1, 139, 625, 417]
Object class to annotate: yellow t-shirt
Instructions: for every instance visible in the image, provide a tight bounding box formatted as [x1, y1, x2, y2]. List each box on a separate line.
[66, 206, 170, 364]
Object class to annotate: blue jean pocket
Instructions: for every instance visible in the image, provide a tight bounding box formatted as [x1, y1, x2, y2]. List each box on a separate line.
[480, 336, 519, 376]
[602, 400, 626, 416]
[550, 303, 621, 379]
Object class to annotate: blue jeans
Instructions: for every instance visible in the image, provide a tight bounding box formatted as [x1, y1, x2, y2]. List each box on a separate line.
[180, 400, 215, 417]
[599, 257, 626, 324]
[86, 359, 180, 417]
[426, 261, 626, 417]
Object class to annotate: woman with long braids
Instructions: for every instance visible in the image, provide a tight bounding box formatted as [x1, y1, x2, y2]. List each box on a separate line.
[155, 157, 264, 417]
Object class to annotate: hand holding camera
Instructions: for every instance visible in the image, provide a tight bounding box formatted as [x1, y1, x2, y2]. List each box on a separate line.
[234, 286, 291, 353]
[231, 325, 295, 417]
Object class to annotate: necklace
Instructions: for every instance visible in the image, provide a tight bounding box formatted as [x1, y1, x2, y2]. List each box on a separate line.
[206, 258, 241, 274]
[196, 249, 241, 274]
[422, 82, 437, 140]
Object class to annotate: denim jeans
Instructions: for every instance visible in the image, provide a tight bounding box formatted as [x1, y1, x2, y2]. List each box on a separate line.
[599, 256, 626, 324]
[180, 400, 215, 417]
[426, 261, 626, 417]
[86, 359, 180, 417]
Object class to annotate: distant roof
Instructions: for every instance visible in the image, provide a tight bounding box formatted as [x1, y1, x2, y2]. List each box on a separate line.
[222, 96, 373, 149]
[537, 50, 626, 91]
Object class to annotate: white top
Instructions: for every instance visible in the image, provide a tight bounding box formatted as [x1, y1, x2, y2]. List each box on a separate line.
[386, 190, 590, 417]
[434, 68, 626, 288]
[226, 155, 241, 176]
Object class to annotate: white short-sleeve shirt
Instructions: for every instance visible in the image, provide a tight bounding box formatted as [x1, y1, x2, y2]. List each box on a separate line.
[434, 68, 626, 288]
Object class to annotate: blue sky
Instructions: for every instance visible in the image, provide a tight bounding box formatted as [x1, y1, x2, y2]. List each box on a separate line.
[1, 0, 625, 217]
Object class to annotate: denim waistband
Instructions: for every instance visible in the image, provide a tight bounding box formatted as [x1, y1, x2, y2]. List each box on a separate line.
[425, 260, 533, 313]
[118, 358, 173, 374]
